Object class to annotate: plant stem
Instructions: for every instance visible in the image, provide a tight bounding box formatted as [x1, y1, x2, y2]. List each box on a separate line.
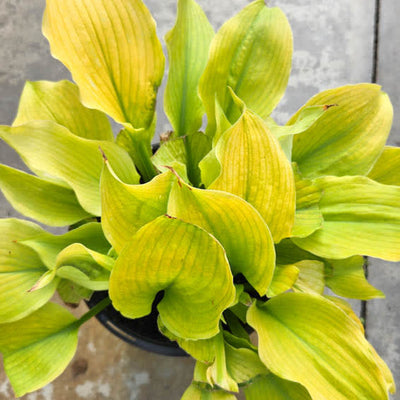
[76, 297, 111, 328]
[183, 137, 196, 186]
[131, 138, 158, 182]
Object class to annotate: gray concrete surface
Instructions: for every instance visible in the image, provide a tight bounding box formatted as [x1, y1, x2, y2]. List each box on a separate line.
[0, 0, 398, 399]
[367, 1, 400, 398]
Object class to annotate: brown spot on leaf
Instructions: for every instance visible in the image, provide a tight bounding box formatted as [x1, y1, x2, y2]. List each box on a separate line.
[323, 103, 339, 110]
[160, 130, 173, 142]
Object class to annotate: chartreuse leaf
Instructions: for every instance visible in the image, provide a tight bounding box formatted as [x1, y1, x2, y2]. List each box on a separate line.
[292, 84, 393, 178]
[161, 318, 265, 390]
[0, 219, 58, 323]
[0, 121, 139, 215]
[244, 374, 312, 400]
[152, 139, 190, 183]
[43, 0, 164, 131]
[201, 95, 295, 243]
[271, 106, 332, 140]
[368, 146, 400, 186]
[325, 256, 384, 300]
[198, 148, 221, 188]
[224, 343, 268, 384]
[158, 318, 217, 363]
[369, 344, 396, 395]
[269, 105, 333, 160]
[324, 296, 365, 334]
[213, 98, 232, 146]
[182, 383, 237, 400]
[115, 122, 159, 182]
[199, 0, 292, 135]
[55, 244, 113, 290]
[206, 331, 238, 392]
[0, 164, 91, 226]
[325, 296, 395, 394]
[13, 80, 114, 141]
[267, 264, 299, 297]
[275, 239, 320, 265]
[28, 269, 57, 293]
[110, 216, 235, 339]
[168, 180, 275, 295]
[152, 132, 211, 187]
[292, 260, 325, 294]
[247, 293, 389, 400]
[0, 303, 79, 397]
[21, 222, 110, 269]
[293, 176, 400, 261]
[194, 361, 209, 384]
[57, 279, 92, 304]
[101, 164, 175, 253]
[292, 169, 323, 238]
[164, 0, 214, 137]
[275, 241, 383, 299]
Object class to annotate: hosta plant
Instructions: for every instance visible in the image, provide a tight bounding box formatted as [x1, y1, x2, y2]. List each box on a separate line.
[0, 0, 399, 398]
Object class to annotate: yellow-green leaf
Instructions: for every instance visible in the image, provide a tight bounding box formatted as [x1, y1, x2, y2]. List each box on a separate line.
[43, 0, 165, 130]
[292, 260, 325, 294]
[152, 132, 212, 187]
[325, 296, 365, 334]
[270, 105, 332, 160]
[267, 264, 299, 297]
[109, 216, 235, 340]
[101, 164, 175, 253]
[164, 0, 214, 137]
[0, 164, 91, 226]
[292, 169, 323, 238]
[29, 269, 57, 293]
[182, 383, 237, 400]
[21, 222, 110, 269]
[247, 293, 389, 400]
[293, 176, 400, 261]
[369, 344, 396, 395]
[213, 98, 233, 145]
[57, 279, 92, 304]
[199, 0, 292, 135]
[201, 99, 295, 243]
[325, 295, 395, 394]
[158, 318, 217, 363]
[0, 219, 58, 323]
[13, 80, 114, 141]
[168, 181, 275, 295]
[152, 138, 190, 183]
[55, 244, 113, 290]
[271, 106, 331, 140]
[275, 239, 320, 265]
[325, 256, 384, 300]
[368, 146, 400, 186]
[224, 343, 268, 385]
[206, 331, 238, 392]
[244, 374, 312, 400]
[0, 303, 78, 397]
[292, 84, 393, 178]
[0, 121, 139, 215]
[115, 122, 159, 182]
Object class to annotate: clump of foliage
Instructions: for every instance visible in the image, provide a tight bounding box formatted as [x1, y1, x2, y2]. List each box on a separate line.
[0, 0, 399, 398]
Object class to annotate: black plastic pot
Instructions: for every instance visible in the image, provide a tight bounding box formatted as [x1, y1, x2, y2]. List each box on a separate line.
[85, 291, 188, 357]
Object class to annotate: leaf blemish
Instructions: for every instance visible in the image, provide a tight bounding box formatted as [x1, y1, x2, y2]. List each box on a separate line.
[323, 103, 339, 110]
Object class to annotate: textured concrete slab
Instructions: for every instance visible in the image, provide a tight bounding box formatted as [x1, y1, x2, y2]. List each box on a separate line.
[0, 300, 196, 400]
[367, 1, 400, 399]
[1, 0, 398, 399]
